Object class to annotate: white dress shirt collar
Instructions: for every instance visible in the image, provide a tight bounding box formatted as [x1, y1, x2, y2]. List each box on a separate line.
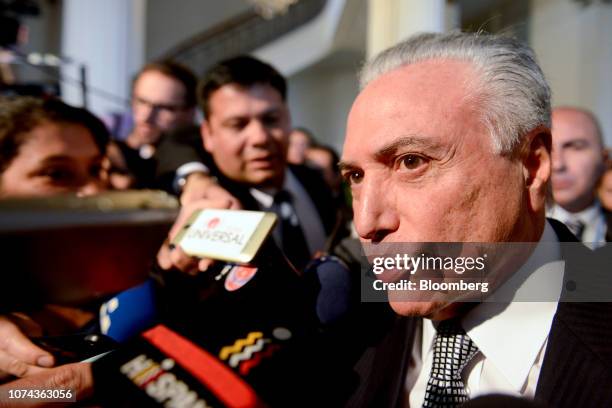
[248, 169, 299, 209]
[460, 221, 563, 392]
[549, 201, 601, 226]
[548, 201, 607, 245]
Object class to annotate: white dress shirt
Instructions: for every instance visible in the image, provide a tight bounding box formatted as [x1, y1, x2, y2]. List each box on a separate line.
[548, 202, 607, 247]
[249, 169, 327, 255]
[405, 222, 565, 407]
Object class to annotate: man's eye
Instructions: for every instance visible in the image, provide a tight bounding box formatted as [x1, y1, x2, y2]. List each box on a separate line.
[568, 141, 588, 150]
[342, 170, 364, 185]
[227, 120, 248, 131]
[262, 115, 281, 127]
[398, 154, 428, 170]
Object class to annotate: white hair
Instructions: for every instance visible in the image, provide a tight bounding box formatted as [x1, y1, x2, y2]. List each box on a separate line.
[360, 32, 551, 155]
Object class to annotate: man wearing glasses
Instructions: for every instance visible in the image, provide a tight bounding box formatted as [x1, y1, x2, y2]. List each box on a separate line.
[108, 61, 197, 189]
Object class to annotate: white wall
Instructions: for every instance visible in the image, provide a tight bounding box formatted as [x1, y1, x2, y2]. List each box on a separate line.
[287, 55, 361, 152]
[530, 0, 612, 146]
[61, 0, 146, 115]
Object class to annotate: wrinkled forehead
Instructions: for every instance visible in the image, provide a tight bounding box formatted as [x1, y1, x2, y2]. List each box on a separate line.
[342, 59, 483, 160]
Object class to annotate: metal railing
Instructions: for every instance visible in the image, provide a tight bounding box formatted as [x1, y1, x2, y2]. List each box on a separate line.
[161, 0, 327, 75]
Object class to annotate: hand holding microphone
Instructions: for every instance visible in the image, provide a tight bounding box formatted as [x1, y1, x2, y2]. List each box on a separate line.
[92, 207, 366, 406]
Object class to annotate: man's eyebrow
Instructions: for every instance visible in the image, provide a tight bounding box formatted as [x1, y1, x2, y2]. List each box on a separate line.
[338, 136, 443, 171]
[221, 107, 281, 123]
[562, 138, 590, 147]
[374, 136, 442, 162]
[338, 160, 358, 172]
[133, 95, 185, 109]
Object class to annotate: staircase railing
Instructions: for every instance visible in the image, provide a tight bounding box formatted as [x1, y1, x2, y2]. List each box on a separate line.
[161, 0, 327, 75]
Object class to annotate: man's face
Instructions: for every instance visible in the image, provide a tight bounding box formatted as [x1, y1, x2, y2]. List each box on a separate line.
[287, 129, 311, 164]
[551, 109, 605, 212]
[131, 70, 194, 145]
[0, 121, 107, 197]
[341, 59, 540, 318]
[202, 84, 291, 189]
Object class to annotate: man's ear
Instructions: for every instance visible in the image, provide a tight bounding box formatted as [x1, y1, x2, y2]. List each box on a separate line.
[201, 121, 213, 153]
[521, 126, 552, 213]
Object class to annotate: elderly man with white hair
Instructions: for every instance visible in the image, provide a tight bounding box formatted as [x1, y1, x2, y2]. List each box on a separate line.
[341, 32, 612, 408]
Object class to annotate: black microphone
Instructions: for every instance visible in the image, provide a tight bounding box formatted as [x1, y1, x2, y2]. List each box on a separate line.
[92, 238, 361, 407]
[303, 255, 355, 326]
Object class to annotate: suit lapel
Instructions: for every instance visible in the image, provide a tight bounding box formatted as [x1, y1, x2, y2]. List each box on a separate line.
[535, 301, 612, 407]
[347, 316, 417, 408]
[535, 220, 612, 406]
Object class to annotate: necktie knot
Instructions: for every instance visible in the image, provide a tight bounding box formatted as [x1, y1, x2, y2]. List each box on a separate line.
[274, 190, 293, 205]
[422, 319, 479, 407]
[273, 190, 298, 224]
[565, 217, 585, 241]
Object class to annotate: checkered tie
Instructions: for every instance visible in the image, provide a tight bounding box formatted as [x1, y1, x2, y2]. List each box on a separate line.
[422, 319, 479, 408]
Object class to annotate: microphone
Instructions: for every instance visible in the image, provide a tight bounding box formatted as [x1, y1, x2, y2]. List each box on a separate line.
[92, 238, 364, 406]
[93, 324, 269, 407]
[104, 252, 359, 343]
[91, 213, 393, 406]
[99, 279, 158, 343]
[93, 319, 362, 406]
[303, 255, 355, 325]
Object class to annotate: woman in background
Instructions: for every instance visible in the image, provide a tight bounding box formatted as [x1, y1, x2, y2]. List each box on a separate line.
[0, 97, 109, 197]
[0, 96, 115, 403]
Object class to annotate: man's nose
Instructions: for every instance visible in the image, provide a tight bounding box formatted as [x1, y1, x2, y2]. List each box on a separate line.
[352, 176, 399, 242]
[247, 120, 271, 146]
[144, 105, 160, 125]
[551, 147, 565, 172]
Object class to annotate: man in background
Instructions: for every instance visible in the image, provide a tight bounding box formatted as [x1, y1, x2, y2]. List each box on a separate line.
[171, 56, 341, 269]
[548, 107, 610, 243]
[287, 127, 315, 165]
[107, 60, 197, 189]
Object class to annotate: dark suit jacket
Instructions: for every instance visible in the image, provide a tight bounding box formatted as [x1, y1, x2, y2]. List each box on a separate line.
[346, 220, 612, 408]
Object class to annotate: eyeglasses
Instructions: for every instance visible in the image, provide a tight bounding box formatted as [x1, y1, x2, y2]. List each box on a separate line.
[132, 96, 188, 114]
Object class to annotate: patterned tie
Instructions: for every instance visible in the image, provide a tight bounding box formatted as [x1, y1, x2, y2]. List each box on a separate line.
[422, 319, 479, 408]
[565, 218, 585, 241]
[272, 190, 311, 269]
